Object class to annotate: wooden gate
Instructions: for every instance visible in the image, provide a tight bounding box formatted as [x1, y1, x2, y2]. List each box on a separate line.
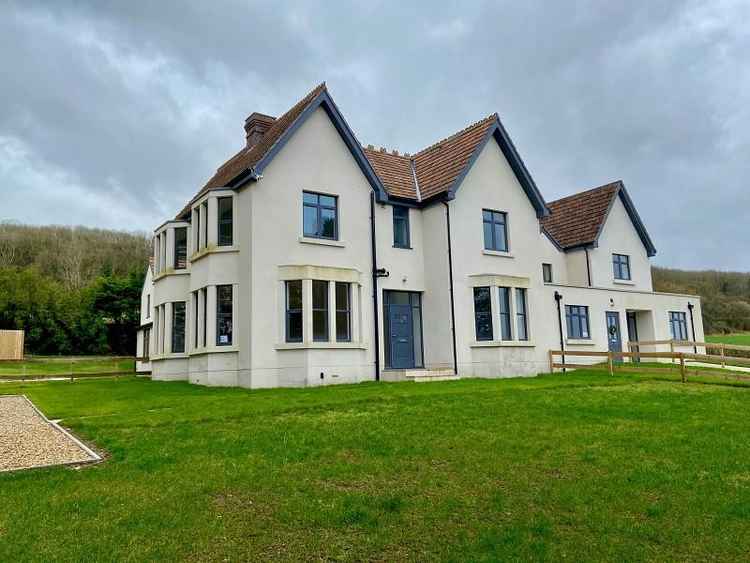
[0, 330, 24, 360]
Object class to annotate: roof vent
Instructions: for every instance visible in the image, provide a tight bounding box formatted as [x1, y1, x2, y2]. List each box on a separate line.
[244, 112, 276, 148]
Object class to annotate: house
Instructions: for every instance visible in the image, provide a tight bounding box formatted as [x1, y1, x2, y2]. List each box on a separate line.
[136, 82, 703, 387]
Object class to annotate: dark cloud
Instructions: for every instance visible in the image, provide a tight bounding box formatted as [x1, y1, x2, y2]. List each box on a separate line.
[1, 0, 747, 269]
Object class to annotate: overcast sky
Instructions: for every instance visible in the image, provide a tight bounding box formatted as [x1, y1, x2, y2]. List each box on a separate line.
[1, 1, 748, 270]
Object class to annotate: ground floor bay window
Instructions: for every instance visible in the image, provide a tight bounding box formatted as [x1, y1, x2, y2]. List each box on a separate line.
[470, 276, 532, 345]
[278, 267, 362, 347]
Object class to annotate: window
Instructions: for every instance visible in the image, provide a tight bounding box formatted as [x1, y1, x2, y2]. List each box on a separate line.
[613, 254, 631, 281]
[146, 294, 151, 318]
[218, 197, 233, 246]
[193, 291, 199, 349]
[174, 227, 187, 269]
[498, 287, 512, 340]
[201, 288, 207, 347]
[194, 208, 201, 252]
[216, 285, 233, 346]
[393, 206, 410, 248]
[285, 281, 303, 342]
[542, 263, 553, 283]
[335, 282, 351, 342]
[202, 203, 208, 249]
[516, 288, 528, 341]
[473, 287, 493, 341]
[171, 301, 186, 353]
[303, 192, 338, 239]
[312, 280, 329, 341]
[143, 326, 150, 358]
[566, 305, 590, 339]
[669, 312, 688, 340]
[154, 236, 160, 274]
[482, 209, 508, 252]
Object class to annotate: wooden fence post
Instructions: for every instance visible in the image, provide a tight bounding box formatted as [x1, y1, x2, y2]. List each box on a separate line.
[679, 353, 686, 383]
[548, 350, 554, 374]
[670, 341, 675, 364]
[608, 352, 614, 376]
[721, 344, 726, 369]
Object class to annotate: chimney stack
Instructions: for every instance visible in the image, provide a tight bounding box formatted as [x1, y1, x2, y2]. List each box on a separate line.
[244, 112, 276, 148]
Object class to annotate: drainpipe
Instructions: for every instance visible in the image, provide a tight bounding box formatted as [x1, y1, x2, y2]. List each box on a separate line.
[443, 201, 459, 376]
[554, 291, 565, 373]
[584, 248, 592, 287]
[687, 302, 697, 353]
[370, 193, 381, 381]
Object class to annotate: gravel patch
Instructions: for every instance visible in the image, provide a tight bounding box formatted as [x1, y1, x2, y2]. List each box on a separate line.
[0, 395, 99, 472]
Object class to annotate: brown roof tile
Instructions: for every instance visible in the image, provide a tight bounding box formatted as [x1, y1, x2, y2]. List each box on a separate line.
[413, 115, 496, 200]
[362, 148, 416, 200]
[176, 82, 327, 218]
[541, 182, 621, 249]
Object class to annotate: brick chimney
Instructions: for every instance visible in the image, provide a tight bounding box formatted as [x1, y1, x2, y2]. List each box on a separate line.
[244, 112, 276, 148]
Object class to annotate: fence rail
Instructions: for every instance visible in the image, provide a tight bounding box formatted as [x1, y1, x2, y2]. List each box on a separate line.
[549, 342, 750, 385]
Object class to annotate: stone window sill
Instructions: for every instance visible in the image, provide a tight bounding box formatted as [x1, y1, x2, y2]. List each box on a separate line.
[566, 339, 596, 346]
[275, 341, 367, 350]
[613, 279, 635, 286]
[189, 246, 239, 264]
[470, 340, 535, 348]
[189, 346, 239, 356]
[299, 236, 346, 248]
[483, 249, 513, 258]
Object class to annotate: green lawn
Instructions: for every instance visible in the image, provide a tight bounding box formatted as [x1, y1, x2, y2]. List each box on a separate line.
[707, 333, 750, 346]
[2, 373, 750, 561]
[0, 356, 134, 378]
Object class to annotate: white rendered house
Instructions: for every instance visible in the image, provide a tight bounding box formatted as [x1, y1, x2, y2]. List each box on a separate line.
[137, 83, 703, 387]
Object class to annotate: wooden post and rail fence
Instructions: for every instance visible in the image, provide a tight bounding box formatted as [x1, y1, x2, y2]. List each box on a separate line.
[549, 339, 750, 384]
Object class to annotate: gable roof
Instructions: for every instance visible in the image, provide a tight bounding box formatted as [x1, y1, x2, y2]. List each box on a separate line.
[541, 181, 657, 256]
[362, 147, 417, 200]
[176, 83, 387, 218]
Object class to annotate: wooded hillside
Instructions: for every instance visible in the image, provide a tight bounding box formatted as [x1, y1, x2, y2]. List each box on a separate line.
[0, 223, 150, 354]
[652, 267, 750, 334]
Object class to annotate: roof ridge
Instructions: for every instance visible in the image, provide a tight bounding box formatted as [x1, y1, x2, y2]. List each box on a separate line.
[547, 181, 621, 207]
[415, 113, 497, 156]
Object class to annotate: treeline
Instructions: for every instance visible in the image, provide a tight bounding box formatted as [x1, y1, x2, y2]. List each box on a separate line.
[0, 223, 150, 355]
[652, 267, 750, 334]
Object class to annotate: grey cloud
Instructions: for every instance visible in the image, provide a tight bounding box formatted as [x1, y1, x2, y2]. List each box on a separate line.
[0, 0, 747, 269]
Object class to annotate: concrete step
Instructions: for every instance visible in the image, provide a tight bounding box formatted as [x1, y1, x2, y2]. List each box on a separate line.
[381, 368, 458, 383]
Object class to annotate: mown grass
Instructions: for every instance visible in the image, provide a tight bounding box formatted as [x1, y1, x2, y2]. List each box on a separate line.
[2, 372, 750, 561]
[707, 333, 750, 346]
[0, 356, 134, 378]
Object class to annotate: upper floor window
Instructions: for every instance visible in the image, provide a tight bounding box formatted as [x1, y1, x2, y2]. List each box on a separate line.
[473, 287, 493, 341]
[303, 191, 338, 240]
[174, 227, 187, 269]
[542, 263, 553, 283]
[515, 288, 528, 341]
[613, 254, 631, 281]
[216, 285, 233, 346]
[172, 301, 186, 353]
[669, 311, 688, 341]
[285, 281, 303, 343]
[565, 305, 590, 339]
[393, 205, 410, 248]
[218, 197, 233, 246]
[482, 210, 508, 252]
[146, 294, 151, 318]
[201, 203, 208, 249]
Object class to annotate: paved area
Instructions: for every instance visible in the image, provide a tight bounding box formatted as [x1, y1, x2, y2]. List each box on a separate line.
[0, 395, 98, 472]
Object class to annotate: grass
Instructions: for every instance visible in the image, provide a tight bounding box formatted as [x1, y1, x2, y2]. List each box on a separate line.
[707, 333, 750, 346]
[3, 373, 750, 561]
[0, 356, 134, 379]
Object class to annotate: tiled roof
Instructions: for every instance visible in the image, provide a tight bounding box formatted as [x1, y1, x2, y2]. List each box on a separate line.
[362, 148, 416, 200]
[176, 82, 327, 218]
[413, 115, 496, 200]
[541, 182, 620, 249]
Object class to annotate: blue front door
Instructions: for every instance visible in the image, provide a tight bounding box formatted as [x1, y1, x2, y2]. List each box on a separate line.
[606, 312, 622, 359]
[388, 303, 414, 369]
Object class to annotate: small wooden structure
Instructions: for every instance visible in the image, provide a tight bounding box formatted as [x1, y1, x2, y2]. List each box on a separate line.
[0, 330, 24, 360]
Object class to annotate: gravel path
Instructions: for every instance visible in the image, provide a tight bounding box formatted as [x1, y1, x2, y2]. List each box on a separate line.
[0, 395, 97, 472]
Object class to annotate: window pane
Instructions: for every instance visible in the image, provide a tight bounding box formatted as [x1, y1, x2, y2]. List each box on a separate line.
[303, 192, 318, 204]
[171, 302, 186, 353]
[320, 208, 336, 238]
[474, 287, 493, 341]
[483, 221, 493, 250]
[312, 280, 329, 341]
[335, 282, 350, 342]
[287, 312, 303, 342]
[336, 312, 350, 342]
[218, 197, 233, 246]
[499, 287, 511, 340]
[494, 223, 507, 251]
[287, 280, 302, 309]
[543, 263, 552, 283]
[319, 195, 336, 208]
[393, 206, 409, 247]
[516, 289, 528, 341]
[303, 205, 317, 237]
[216, 285, 232, 346]
[482, 210, 493, 221]
[174, 227, 187, 269]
